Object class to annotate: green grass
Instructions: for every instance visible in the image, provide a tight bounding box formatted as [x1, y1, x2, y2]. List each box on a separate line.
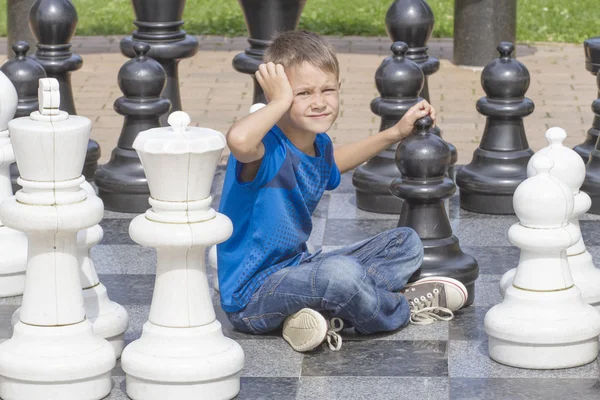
[0, 0, 597, 43]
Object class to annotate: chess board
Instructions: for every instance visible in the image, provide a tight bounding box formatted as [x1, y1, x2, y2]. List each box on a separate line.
[2, 167, 600, 400]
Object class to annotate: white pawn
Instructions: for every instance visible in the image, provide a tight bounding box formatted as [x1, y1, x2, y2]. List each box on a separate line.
[122, 111, 244, 399]
[485, 156, 600, 369]
[0, 78, 115, 399]
[0, 70, 27, 297]
[499, 127, 600, 310]
[208, 102, 265, 293]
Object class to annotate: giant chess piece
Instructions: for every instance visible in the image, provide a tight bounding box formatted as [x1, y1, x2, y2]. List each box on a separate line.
[385, 0, 438, 102]
[1, 41, 48, 193]
[95, 43, 170, 213]
[0, 78, 114, 399]
[384, 0, 457, 178]
[122, 112, 244, 399]
[573, 37, 600, 162]
[0, 70, 27, 297]
[29, 0, 100, 181]
[499, 128, 600, 310]
[353, 42, 424, 214]
[233, 0, 307, 104]
[390, 116, 479, 305]
[485, 156, 600, 369]
[456, 42, 534, 215]
[120, 0, 198, 126]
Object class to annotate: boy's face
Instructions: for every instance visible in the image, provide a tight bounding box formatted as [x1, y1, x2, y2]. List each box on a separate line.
[279, 62, 340, 135]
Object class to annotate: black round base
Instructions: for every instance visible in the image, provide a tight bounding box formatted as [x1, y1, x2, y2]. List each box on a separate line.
[409, 235, 479, 306]
[458, 190, 515, 215]
[83, 139, 101, 182]
[573, 130, 598, 163]
[94, 148, 150, 213]
[353, 157, 403, 214]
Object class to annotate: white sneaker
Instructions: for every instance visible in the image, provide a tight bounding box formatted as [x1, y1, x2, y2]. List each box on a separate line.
[282, 308, 344, 352]
[402, 277, 468, 325]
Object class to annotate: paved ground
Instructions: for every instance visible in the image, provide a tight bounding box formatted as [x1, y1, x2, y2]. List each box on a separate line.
[0, 35, 596, 165]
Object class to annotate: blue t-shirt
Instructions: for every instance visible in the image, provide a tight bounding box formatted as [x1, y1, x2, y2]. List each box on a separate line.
[217, 125, 341, 312]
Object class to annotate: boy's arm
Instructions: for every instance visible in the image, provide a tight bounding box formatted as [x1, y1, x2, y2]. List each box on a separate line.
[333, 100, 436, 174]
[226, 63, 293, 164]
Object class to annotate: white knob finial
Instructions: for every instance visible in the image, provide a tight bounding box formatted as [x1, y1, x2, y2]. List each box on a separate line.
[168, 111, 191, 135]
[545, 127, 567, 146]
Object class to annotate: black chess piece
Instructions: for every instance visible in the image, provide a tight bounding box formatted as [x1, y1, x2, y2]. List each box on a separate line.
[385, 0, 457, 177]
[353, 42, 424, 214]
[573, 37, 600, 162]
[94, 43, 171, 213]
[581, 69, 600, 214]
[232, 0, 307, 104]
[1, 41, 47, 193]
[120, 0, 198, 126]
[455, 42, 534, 215]
[385, 0, 438, 102]
[390, 115, 479, 306]
[28, 0, 100, 181]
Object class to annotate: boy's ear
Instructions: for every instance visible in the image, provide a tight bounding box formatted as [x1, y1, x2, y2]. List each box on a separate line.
[338, 80, 342, 90]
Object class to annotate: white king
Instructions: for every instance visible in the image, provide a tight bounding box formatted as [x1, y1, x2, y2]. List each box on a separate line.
[0, 78, 115, 400]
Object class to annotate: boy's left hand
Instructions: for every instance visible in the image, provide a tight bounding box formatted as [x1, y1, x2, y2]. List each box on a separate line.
[389, 100, 437, 142]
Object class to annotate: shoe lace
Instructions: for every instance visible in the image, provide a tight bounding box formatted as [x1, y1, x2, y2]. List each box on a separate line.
[326, 317, 344, 351]
[408, 290, 454, 325]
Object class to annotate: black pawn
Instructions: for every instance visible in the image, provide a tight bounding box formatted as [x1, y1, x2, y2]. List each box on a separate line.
[581, 68, 600, 214]
[353, 42, 425, 213]
[29, 0, 100, 181]
[1, 42, 47, 118]
[120, 0, 198, 126]
[455, 42, 534, 215]
[386, 0, 457, 177]
[573, 38, 600, 162]
[390, 116, 479, 306]
[1, 41, 47, 193]
[232, 0, 307, 104]
[94, 43, 171, 213]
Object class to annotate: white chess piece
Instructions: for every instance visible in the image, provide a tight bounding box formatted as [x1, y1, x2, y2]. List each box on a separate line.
[485, 156, 600, 369]
[208, 102, 266, 293]
[0, 70, 27, 297]
[0, 78, 115, 399]
[499, 127, 600, 310]
[10, 182, 130, 359]
[79, 181, 129, 358]
[122, 111, 244, 399]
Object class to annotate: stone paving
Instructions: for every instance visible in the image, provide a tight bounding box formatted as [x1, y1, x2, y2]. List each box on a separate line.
[0, 35, 596, 165]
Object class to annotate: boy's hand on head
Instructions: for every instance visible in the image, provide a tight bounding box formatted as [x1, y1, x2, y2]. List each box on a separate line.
[391, 100, 437, 142]
[255, 62, 294, 109]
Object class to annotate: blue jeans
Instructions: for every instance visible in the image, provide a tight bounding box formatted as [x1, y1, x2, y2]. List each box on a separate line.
[226, 227, 424, 335]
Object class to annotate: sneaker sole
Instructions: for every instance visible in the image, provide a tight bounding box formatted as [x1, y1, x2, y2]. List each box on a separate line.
[405, 277, 468, 310]
[282, 309, 328, 352]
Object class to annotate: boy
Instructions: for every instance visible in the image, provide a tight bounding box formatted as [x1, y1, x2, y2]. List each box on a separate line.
[218, 30, 467, 352]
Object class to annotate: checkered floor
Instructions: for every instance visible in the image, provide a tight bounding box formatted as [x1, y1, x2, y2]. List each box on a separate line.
[2, 167, 600, 399]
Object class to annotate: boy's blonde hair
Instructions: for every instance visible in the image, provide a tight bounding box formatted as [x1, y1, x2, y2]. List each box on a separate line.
[264, 30, 339, 79]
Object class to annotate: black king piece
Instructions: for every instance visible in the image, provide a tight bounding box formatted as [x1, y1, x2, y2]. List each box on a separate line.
[390, 115, 479, 306]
